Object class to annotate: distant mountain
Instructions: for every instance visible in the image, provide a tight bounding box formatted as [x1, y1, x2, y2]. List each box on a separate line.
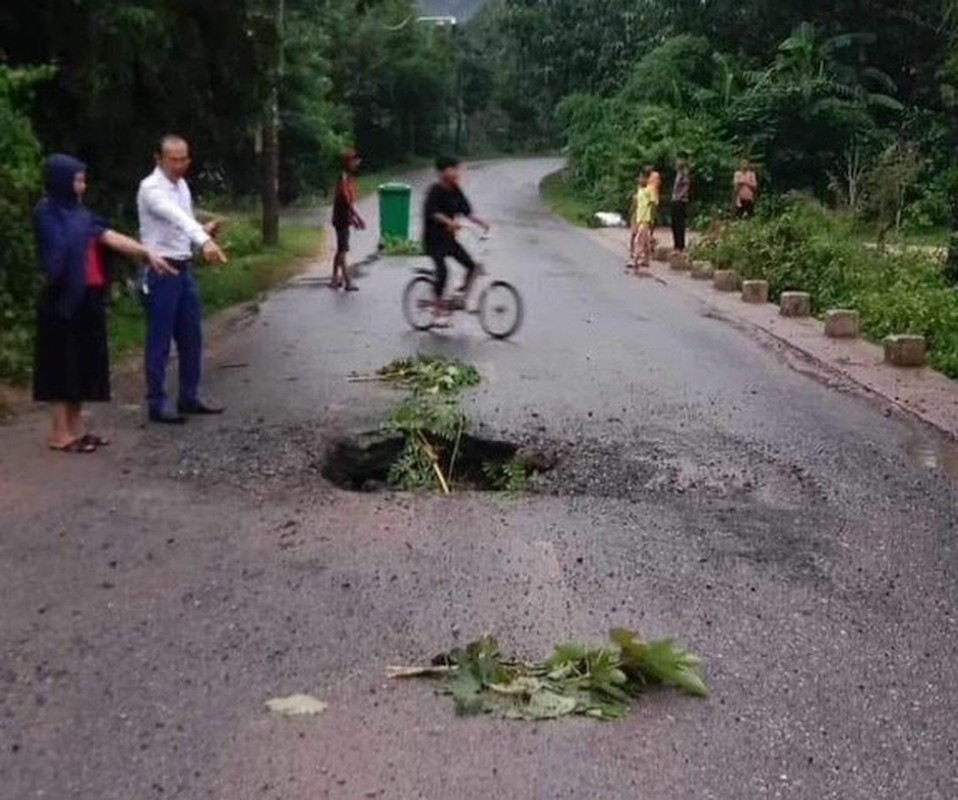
[417, 0, 488, 22]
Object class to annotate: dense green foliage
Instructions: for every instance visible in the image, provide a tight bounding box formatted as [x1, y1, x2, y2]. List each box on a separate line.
[0, 66, 48, 381]
[465, 0, 955, 234]
[694, 199, 958, 378]
[460, 1, 958, 379]
[0, 0, 457, 207]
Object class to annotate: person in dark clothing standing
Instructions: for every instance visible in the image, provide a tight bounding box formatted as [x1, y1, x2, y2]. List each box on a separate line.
[422, 156, 489, 322]
[671, 151, 692, 253]
[33, 154, 170, 452]
[330, 149, 365, 291]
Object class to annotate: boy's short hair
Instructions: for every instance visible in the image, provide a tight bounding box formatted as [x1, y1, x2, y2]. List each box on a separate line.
[640, 166, 653, 179]
[436, 155, 460, 172]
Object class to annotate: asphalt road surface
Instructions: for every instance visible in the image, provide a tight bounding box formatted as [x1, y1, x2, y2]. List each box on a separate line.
[2, 159, 957, 800]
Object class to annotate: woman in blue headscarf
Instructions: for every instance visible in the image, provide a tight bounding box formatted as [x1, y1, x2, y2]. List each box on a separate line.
[34, 154, 170, 453]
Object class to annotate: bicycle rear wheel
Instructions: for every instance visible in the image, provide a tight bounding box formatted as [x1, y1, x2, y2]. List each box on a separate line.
[478, 280, 523, 339]
[403, 275, 438, 331]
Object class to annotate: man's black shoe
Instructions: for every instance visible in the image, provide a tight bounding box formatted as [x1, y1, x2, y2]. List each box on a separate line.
[177, 400, 225, 416]
[149, 410, 187, 425]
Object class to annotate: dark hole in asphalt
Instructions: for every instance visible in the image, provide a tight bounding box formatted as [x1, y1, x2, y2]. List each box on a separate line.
[322, 431, 547, 492]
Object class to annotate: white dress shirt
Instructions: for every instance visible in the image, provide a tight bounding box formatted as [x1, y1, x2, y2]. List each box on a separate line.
[137, 167, 210, 260]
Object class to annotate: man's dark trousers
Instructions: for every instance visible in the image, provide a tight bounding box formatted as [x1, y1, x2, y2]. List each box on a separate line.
[145, 260, 202, 415]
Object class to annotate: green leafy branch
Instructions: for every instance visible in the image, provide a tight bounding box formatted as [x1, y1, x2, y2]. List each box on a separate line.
[379, 236, 424, 256]
[482, 457, 530, 495]
[384, 396, 467, 493]
[388, 629, 709, 721]
[351, 355, 481, 396]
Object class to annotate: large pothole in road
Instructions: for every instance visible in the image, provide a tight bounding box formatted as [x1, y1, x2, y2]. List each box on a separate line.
[321, 431, 556, 493]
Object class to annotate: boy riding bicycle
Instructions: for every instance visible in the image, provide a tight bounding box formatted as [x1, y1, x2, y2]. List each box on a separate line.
[422, 156, 490, 322]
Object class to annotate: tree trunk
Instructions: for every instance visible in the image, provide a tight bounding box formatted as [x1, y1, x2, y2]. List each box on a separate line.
[260, 0, 283, 247]
[261, 102, 280, 247]
[946, 187, 958, 283]
[947, 128, 958, 284]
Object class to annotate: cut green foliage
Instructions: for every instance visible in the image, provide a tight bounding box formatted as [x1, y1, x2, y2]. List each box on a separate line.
[388, 629, 709, 721]
[379, 236, 423, 256]
[384, 397, 467, 494]
[374, 356, 481, 395]
[376, 359, 475, 492]
[368, 356, 530, 495]
[483, 457, 530, 495]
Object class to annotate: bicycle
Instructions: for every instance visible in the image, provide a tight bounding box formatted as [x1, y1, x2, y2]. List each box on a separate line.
[402, 232, 524, 340]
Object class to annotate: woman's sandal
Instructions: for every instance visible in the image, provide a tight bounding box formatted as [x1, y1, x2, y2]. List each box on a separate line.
[49, 438, 98, 454]
[82, 434, 110, 448]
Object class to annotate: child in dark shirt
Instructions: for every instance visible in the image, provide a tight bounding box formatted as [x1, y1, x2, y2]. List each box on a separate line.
[330, 149, 365, 291]
[422, 156, 489, 320]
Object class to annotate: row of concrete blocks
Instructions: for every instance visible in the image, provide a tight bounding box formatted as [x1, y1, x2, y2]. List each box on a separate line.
[666, 252, 927, 368]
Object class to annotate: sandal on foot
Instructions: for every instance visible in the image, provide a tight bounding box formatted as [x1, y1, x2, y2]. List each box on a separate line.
[50, 438, 97, 454]
[82, 434, 110, 448]
[344, 283, 359, 292]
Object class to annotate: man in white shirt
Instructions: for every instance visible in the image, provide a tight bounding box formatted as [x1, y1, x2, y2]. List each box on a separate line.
[138, 135, 227, 424]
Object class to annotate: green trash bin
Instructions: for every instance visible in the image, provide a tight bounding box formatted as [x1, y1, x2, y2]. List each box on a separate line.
[378, 182, 412, 242]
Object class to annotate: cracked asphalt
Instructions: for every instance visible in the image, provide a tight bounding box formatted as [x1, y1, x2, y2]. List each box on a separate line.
[1, 158, 957, 800]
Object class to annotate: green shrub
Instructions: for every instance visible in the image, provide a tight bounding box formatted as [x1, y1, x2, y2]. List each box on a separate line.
[217, 216, 264, 259]
[379, 236, 423, 256]
[695, 196, 958, 378]
[0, 66, 50, 382]
[556, 94, 739, 217]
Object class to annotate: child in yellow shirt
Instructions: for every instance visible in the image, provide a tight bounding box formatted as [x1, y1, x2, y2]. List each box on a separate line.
[629, 168, 655, 270]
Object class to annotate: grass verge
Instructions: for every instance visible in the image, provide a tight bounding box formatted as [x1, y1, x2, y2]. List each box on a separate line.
[855, 229, 948, 251]
[107, 223, 322, 363]
[355, 158, 432, 199]
[540, 170, 595, 227]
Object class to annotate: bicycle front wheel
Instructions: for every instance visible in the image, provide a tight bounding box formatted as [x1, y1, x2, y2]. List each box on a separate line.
[478, 280, 524, 339]
[403, 275, 438, 331]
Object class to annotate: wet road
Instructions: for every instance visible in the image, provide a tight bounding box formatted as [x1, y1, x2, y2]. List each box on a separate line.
[2, 158, 957, 800]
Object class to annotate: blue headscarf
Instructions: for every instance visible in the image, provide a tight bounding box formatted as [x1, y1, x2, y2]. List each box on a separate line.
[44, 154, 86, 207]
[34, 154, 108, 318]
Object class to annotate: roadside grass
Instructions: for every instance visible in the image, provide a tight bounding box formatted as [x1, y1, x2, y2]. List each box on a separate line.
[540, 170, 595, 227]
[1, 219, 323, 383]
[355, 158, 432, 199]
[109, 220, 322, 362]
[848, 225, 949, 251]
[694, 198, 958, 379]
[902, 228, 950, 248]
